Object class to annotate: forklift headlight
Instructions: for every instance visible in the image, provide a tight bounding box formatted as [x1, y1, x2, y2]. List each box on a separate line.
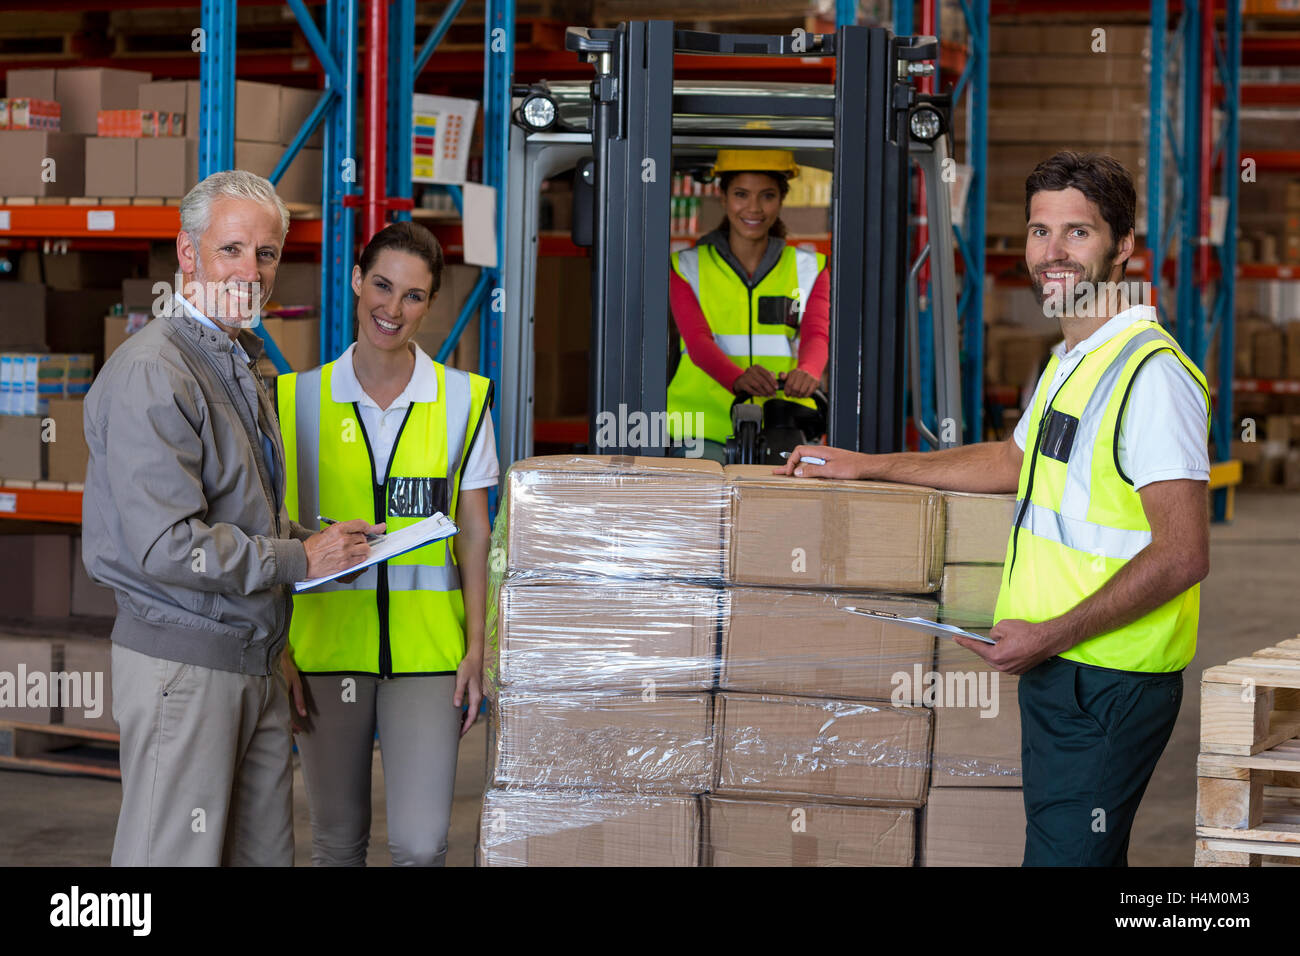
[909, 107, 943, 143]
[520, 94, 557, 131]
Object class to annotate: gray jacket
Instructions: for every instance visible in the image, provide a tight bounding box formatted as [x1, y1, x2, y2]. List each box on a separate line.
[82, 306, 310, 675]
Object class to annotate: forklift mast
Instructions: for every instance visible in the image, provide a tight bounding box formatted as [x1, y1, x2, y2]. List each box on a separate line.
[498, 21, 958, 463]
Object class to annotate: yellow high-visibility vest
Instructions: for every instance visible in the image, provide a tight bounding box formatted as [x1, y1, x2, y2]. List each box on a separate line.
[277, 359, 492, 675]
[668, 241, 825, 444]
[994, 319, 1210, 672]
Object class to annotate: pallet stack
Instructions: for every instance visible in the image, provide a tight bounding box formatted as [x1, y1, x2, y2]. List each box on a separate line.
[1195, 636, 1300, 867]
[478, 455, 1024, 866]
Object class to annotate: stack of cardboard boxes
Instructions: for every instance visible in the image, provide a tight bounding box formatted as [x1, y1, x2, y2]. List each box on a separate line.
[479, 455, 1024, 866]
[1234, 414, 1300, 491]
[532, 257, 591, 420]
[0, 68, 324, 203]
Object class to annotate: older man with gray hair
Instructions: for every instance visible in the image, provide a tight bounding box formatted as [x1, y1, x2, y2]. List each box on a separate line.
[83, 170, 381, 866]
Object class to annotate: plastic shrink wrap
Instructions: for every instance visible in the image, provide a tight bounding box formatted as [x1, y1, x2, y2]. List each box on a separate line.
[479, 456, 1024, 866]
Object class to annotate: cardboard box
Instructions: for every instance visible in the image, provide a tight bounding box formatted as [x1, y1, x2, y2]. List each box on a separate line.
[236, 81, 283, 143]
[721, 588, 936, 702]
[0, 283, 48, 349]
[59, 638, 114, 731]
[234, 140, 321, 205]
[0, 535, 72, 618]
[71, 538, 115, 617]
[989, 54, 1148, 88]
[1286, 322, 1300, 380]
[20, 250, 137, 291]
[930, 640, 1021, 787]
[136, 136, 198, 198]
[267, 260, 321, 310]
[136, 80, 189, 115]
[492, 691, 715, 793]
[255, 316, 321, 375]
[991, 23, 1149, 56]
[724, 466, 944, 592]
[497, 578, 717, 692]
[943, 491, 1016, 564]
[4, 97, 61, 132]
[412, 262, 481, 359]
[6, 69, 57, 101]
[84, 137, 136, 196]
[104, 314, 154, 363]
[1253, 325, 1285, 380]
[989, 109, 1144, 145]
[45, 398, 88, 484]
[921, 787, 1026, 866]
[503, 456, 727, 581]
[46, 291, 121, 360]
[938, 564, 1004, 629]
[714, 692, 932, 806]
[55, 68, 151, 136]
[0, 414, 45, 480]
[0, 131, 85, 197]
[534, 256, 592, 353]
[479, 790, 699, 866]
[0, 637, 62, 724]
[704, 796, 915, 867]
[278, 85, 324, 147]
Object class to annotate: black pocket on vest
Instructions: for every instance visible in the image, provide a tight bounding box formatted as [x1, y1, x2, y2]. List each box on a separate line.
[1040, 409, 1079, 464]
[387, 477, 449, 517]
[756, 295, 801, 329]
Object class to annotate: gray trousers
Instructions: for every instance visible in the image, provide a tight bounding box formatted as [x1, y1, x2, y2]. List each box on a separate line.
[111, 642, 294, 867]
[295, 673, 461, 867]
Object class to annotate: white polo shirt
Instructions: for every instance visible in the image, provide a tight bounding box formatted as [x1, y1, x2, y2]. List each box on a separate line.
[330, 342, 500, 491]
[1012, 306, 1210, 490]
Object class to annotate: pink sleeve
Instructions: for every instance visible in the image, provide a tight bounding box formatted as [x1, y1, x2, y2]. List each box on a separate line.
[670, 268, 745, 391]
[796, 265, 830, 377]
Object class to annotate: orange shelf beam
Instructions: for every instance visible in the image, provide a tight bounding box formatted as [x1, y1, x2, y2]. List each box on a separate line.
[0, 205, 323, 246]
[0, 486, 83, 525]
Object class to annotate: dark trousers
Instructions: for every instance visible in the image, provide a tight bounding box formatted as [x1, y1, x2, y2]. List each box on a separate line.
[1018, 655, 1183, 866]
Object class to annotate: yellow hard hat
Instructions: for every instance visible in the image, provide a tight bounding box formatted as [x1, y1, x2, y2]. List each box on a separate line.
[711, 149, 800, 180]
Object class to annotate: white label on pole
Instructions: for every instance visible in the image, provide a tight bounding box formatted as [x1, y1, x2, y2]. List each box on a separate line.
[87, 210, 115, 231]
[0, 492, 16, 513]
[0, 211, 10, 230]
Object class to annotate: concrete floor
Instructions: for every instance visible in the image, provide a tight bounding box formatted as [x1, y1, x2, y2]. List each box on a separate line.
[1, 488, 1296, 867]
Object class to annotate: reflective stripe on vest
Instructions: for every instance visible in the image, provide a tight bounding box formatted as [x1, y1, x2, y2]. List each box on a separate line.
[277, 359, 490, 674]
[668, 242, 825, 444]
[993, 319, 1209, 673]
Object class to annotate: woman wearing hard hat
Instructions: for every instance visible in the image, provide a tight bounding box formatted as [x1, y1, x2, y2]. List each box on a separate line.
[667, 149, 830, 462]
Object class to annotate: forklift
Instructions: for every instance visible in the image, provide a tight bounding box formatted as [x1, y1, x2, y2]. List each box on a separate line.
[497, 20, 963, 464]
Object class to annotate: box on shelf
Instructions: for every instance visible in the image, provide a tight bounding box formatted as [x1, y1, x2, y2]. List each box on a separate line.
[921, 787, 1026, 866]
[479, 790, 700, 867]
[0, 536, 72, 618]
[6, 69, 57, 101]
[412, 263, 482, 361]
[278, 86, 324, 147]
[533, 256, 592, 353]
[0, 283, 48, 349]
[45, 397, 89, 484]
[84, 137, 136, 197]
[0, 414, 44, 480]
[2, 98, 61, 131]
[95, 109, 183, 138]
[492, 690, 716, 794]
[135, 136, 198, 198]
[46, 291, 121, 360]
[55, 68, 151, 137]
[930, 640, 1022, 788]
[137, 80, 199, 141]
[988, 109, 1144, 145]
[533, 350, 588, 418]
[104, 314, 154, 364]
[501, 456, 727, 581]
[714, 692, 932, 807]
[255, 317, 321, 376]
[720, 588, 936, 702]
[0, 131, 85, 197]
[235, 80, 282, 143]
[989, 54, 1148, 88]
[495, 577, 717, 693]
[233, 141, 322, 205]
[704, 797, 915, 867]
[990, 23, 1150, 56]
[267, 261, 321, 310]
[1253, 325, 1286, 380]
[724, 466, 944, 592]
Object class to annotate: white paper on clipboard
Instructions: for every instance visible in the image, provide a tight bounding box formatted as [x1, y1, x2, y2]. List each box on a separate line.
[294, 512, 459, 593]
[841, 606, 997, 644]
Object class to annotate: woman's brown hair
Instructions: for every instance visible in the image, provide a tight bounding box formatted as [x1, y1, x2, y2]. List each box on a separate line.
[358, 219, 445, 294]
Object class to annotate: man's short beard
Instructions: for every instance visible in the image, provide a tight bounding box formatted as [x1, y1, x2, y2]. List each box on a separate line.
[1031, 242, 1121, 308]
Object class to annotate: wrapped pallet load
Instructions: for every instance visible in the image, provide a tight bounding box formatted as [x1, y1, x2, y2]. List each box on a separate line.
[477, 456, 1024, 866]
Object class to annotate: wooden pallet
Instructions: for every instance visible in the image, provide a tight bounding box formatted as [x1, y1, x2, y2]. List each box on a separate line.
[1200, 638, 1300, 756]
[0, 720, 120, 780]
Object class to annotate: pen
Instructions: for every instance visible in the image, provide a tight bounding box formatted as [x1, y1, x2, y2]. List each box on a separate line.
[779, 452, 827, 466]
[317, 515, 385, 544]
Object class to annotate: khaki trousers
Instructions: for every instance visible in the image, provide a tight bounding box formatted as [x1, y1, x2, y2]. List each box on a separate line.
[110, 642, 294, 866]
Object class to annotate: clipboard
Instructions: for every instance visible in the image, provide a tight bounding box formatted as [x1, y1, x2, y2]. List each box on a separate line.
[294, 512, 460, 592]
[841, 606, 997, 644]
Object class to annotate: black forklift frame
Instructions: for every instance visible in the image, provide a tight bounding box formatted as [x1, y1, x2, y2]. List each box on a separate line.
[565, 21, 939, 455]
